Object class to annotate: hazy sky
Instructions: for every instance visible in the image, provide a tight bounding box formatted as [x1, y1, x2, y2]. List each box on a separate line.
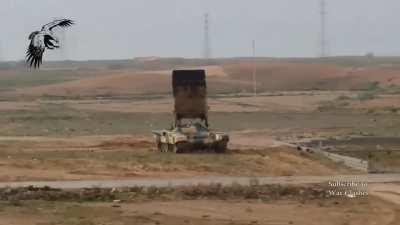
[0, 0, 399, 61]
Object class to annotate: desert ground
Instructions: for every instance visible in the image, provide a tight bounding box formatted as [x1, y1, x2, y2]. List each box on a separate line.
[0, 183, 399, 225]
[1, 194, 398, 225]
[0, 57, 400, 224]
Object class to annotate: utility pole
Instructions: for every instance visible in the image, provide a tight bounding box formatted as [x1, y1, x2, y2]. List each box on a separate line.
[203, 13, 211, 60]
[319, 0, 328, 57]
[59, 29, 68, 60]
[252, 40, 257, 96]
[52, 17, 68, 61]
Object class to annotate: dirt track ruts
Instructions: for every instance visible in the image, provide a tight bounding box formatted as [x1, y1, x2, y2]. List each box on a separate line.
[0, 174, 398, 189]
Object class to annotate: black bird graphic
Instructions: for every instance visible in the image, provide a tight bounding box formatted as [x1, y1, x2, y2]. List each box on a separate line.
[26, 19, 75, 68]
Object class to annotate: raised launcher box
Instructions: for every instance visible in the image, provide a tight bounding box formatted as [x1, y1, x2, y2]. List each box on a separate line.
[172, 70, 208, 127]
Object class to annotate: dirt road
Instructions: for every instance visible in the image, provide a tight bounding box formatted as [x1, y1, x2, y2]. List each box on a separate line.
[0, 174, 398, 189]
[369, 183, 400, 205]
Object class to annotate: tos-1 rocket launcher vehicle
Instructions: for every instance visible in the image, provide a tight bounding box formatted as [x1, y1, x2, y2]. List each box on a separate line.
[153, 70, 229, 153]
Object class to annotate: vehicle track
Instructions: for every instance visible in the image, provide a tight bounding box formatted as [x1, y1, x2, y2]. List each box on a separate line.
[0, 174, 398, 189]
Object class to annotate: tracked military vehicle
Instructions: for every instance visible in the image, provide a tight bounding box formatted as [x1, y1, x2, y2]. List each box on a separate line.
[153, 70, 229, 153]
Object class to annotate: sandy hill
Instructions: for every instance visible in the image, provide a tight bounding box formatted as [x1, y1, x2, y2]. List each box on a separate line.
[4, 60, 400, 98]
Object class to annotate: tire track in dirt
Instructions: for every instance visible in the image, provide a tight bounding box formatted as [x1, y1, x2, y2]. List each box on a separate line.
[0, 174, 399, 189]
[369, 184, 400, 205]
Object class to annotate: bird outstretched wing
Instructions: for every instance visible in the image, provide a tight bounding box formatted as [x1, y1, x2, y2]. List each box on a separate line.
[26, 33, 46, 68]
[41, 19, 74, 31]
[26, 18, 74, 68]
